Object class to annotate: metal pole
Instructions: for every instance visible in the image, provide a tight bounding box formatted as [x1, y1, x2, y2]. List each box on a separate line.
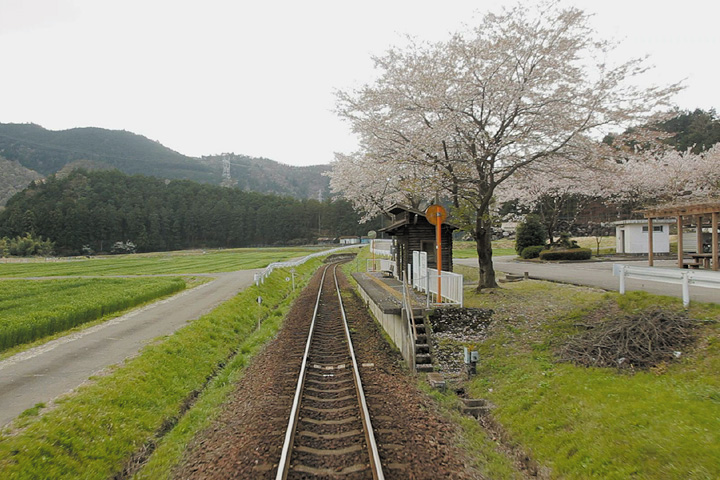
[619, 265, 626, 294]
[681, 272, 690, 308]
[436, 213, 442, 303]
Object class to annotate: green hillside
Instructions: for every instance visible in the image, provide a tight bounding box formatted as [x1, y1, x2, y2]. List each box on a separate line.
[0, 123, 215, 181]
[0, 124, 331, 204]
[200, 154, 330, 199]
[0, 155, 43, 206]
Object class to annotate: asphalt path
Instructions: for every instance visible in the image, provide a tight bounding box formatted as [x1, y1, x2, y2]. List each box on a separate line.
[0, 269, 260, 427]
[456, 256, 719, 304]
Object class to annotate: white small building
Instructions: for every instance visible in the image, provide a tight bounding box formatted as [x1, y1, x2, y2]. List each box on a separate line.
[613, 219, 674, 254]
[339, 236, 361, 245]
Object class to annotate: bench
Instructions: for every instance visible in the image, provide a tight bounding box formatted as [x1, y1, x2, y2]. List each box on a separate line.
[682, 262, 701, 269]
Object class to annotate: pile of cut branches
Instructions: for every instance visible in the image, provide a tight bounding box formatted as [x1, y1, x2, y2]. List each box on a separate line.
[559, 307, 698, 369]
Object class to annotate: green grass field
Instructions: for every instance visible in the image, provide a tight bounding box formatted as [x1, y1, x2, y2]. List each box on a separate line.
[0, 246, 325, 277]
[0, 277, 186, 352]
[0, 258, 320, 480]
[453, 236, 619, 260]
[445, 282, 720, 479]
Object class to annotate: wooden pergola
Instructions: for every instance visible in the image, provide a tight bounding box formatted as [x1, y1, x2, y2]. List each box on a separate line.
[642, 202, 720, 271]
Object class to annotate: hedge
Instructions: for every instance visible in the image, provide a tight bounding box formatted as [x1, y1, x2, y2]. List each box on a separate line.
[520, 245, 545, 259]
[539, 248, 592, 261]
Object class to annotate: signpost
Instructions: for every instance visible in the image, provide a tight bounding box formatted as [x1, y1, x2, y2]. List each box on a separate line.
[425, 205, 447, 303]
[368, 230, 377, 272]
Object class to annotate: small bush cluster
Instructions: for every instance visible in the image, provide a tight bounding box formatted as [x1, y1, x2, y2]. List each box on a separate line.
[515, 215, 547, 254]
[0, 233, 54, 257]
[520, 245, 545, 259]
[539, 248, 592, 261]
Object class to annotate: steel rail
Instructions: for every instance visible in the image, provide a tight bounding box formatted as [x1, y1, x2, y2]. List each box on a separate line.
[275, 263, 385, 480]
[333, 264, 385, 480]
[275, 264, 329, 479]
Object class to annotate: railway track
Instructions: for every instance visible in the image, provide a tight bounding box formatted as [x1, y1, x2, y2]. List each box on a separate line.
[276, 263, 385, 479]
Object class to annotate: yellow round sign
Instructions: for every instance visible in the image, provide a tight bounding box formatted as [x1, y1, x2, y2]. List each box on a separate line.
[425, 204, 447, 226]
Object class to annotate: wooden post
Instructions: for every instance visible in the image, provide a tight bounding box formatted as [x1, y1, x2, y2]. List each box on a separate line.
[677, 216, 684, 268]
[647, 217, 654, 267]
[696, 215, 704, 255]
[713, 212, 719, 271]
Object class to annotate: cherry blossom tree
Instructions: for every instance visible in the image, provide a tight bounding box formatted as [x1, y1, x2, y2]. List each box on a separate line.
[609, 144, 720, 207]
[326, 152, 436, 223]
[497, 160, 607, 245]
[332, 1, 680, 289]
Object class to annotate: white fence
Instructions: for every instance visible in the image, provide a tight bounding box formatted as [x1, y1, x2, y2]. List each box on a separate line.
[612, 263, 720, 307]
[254, 245, 361, 285]
[366, 257, 395, 276]
[370, 239, 392, 256]
[411, 251, 464, 306]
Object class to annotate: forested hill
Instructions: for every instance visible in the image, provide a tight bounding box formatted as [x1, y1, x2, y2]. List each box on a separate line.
[0, 123, 331, 203]
[0, 155, 43, 206]
[0, 123, 213, 180]
[199, 154, 331, 199]
[0, 169, 373, 255]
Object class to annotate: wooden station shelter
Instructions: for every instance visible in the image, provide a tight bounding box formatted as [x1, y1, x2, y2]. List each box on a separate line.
[379, 204, 457, 277]
[642, 202, 719, 271]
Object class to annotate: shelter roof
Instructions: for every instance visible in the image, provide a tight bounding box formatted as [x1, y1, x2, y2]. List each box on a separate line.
[379, 203, 457, 234]
[642, 201, 720, 218]
[612, 219, 675, 225]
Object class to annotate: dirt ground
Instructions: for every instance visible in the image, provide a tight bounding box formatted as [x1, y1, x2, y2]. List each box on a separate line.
[174, 266, 479, 479]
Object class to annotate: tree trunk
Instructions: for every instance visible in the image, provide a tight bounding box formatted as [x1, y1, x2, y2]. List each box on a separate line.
[475, 215, 498, 290]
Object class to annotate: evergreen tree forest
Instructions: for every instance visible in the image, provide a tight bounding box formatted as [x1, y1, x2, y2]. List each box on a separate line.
[0, 170, 377, 255]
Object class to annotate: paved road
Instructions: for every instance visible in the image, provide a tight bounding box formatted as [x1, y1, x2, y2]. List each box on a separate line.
[456, 256, 719, 304]
[0, 269, 260, 427]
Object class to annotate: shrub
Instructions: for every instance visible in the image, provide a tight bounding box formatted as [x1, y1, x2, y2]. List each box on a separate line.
[520, 245, 545, 259]
[515, 215, 547, 253]
[557, 232, 579, 249]
[539, 248, 592, 261]
[0, 233, 54, 257]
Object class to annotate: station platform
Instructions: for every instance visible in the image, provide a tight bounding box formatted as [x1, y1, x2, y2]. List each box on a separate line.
[351, 271, 427, 316]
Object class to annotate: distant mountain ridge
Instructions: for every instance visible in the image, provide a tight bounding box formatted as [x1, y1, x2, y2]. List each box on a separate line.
[0, 123, 330, 205]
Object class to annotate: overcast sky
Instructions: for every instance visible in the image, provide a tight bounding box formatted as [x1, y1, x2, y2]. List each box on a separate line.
[1, 0, 718, 166]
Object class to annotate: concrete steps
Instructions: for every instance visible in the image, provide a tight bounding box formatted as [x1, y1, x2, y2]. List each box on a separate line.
[412, 315, 434, 372]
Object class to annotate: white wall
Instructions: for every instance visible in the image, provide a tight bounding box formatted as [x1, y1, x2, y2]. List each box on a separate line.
[616, 224, 670, 254]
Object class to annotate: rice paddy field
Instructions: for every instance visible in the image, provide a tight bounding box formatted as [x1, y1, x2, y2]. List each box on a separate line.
[0, 277, 186, 352]
[0, 246, 325, 277]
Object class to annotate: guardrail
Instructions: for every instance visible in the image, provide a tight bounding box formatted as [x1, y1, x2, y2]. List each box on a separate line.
[254, 245, 361, 285]
[612, 263, 720, 307]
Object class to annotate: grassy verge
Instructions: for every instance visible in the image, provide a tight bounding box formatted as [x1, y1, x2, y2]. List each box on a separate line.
[0, 278, 186, 352]
[451, 282, 720, 479]
[454, 240, 517, 259]
[0, 246, 325, 277]
[0, 259, 321, 479]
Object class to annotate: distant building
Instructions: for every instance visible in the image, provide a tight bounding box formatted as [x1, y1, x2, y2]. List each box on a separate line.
[339, 236, 361, 245]
[613, 219, 674, 254]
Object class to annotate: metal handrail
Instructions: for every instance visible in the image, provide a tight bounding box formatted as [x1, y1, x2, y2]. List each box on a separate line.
[401, 271, 417, 372]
